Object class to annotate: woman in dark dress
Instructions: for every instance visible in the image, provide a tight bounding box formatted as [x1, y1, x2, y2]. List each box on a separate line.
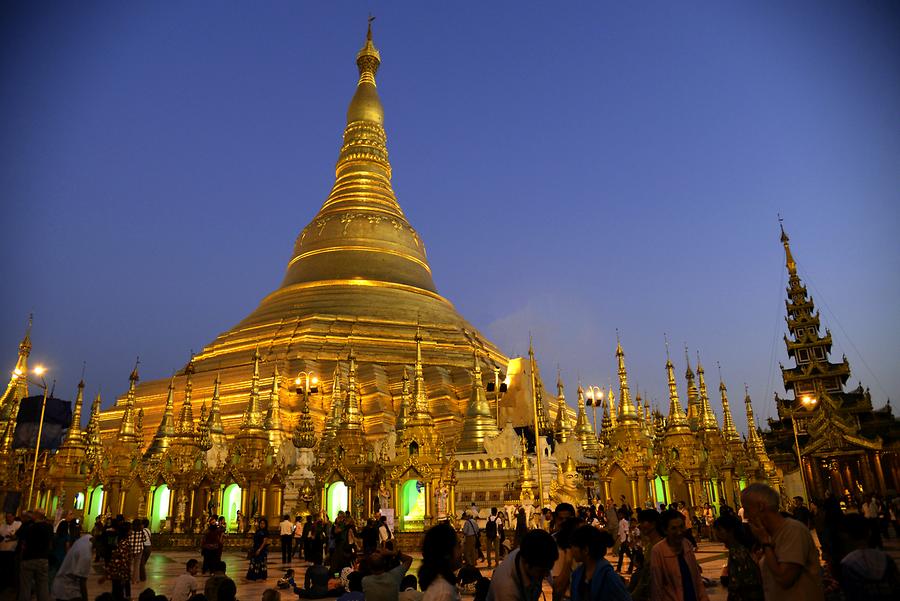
[246, 517, 270, 581]
[201, 520, 224, 574]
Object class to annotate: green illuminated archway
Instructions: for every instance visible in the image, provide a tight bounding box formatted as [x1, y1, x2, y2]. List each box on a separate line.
[150, 485, 170, 533]
[84, 486, 104, 532]
[400, 479, 425, 531]
[222, 484, 242, 532]
[326, 481, 348, 522]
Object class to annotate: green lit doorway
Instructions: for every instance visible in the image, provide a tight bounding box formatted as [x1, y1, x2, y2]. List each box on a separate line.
[84, 486, 104, 532]
[150, 485, 170, 533]
[399, 479, 425, 532]
[222, 484, 242, 532]
[326, 481, 348, 522]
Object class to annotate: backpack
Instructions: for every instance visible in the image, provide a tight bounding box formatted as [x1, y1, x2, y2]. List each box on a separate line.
[485, 516, 498, 539]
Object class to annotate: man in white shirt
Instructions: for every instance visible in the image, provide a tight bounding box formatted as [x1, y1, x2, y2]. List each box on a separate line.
[0, 513, 21, 591]
[170, 559, 200, 601]
[377, 516, 392, 547]
[279, 514, 294, 564]
[50, 532, 92, 601]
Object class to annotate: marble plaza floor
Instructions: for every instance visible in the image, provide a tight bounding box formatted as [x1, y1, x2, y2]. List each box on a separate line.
[75, 542, 732, 601]
[9, 535, 900, 601]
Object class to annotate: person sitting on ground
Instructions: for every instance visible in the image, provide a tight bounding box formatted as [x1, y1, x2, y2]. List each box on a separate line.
[217, 578, 237, 601]
[361, 547, 414, 601]
[418, 522, 461, 601]
[294, 556, 343, 599]
[262, 589, 280, 601]
[137, 589, 156, 601]
[204, 561, 228, 601]
[487, 529, 559, 601]
[837, 513, 899, 601]
[398, 575, 423, 601]
[568, 525, 630, 601]
[170, 559, 200, 601]
[336, 572, 364, 601]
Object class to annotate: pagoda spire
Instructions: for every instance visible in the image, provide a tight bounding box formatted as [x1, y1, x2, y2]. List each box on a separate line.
[176, 359, 196, 436]
[615, 336, 639, 424]
[342, 351, 363, 429]
[574, 385, 598, 455]
[664, 338, 690, 432]
[321, 363, 343, 448]
[395, 367, 411, 435]
[554, 369, 573, 443]
[781, 221, 797, 277]
[117, 360, 140, 443]
[85, 391, 103, 466]
[412, 328, 428, 418]
[744, 385, 766, 456]
[457, 348, 500, 454]
[0, 319, 34, 453]
[717, 366, 740, 443]
[59, 379, 86, 449]
[146, 377, 177, 457]
[207, 373, 225, 437]
[695, 353, 719, 432]
[683, 346, 700, 430]
[528, 338, 551, 435]
[240, 347, 264, 430]
[264, 365, 284, 432]
[292, 371, 316, 450]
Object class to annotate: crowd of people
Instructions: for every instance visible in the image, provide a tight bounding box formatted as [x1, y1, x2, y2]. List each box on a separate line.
[3, 484, 900, 601]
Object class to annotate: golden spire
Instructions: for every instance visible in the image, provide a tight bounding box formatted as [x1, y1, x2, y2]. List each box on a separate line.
[780, 220, 798, 277]
[292, 371, 316, 450]
[664, 338, 690, 431]
[683, 346, 700, 429]
[2, 317, 34, 447]
[342, 351, 363, 428]
[70, 378, 85, 436]
[528, 338, 551, 434]
[695, 353, 719, 432]
[718, 371, 740, 443]
[207, 373, 225, 436]
[743, 385, 767, 455]
[554, 369, 573, 443]
[413, 328, 428, 417]
[85, 391, 103, 466]
[197, 402, 211, 451]
[280, 19, 437, 295]
[574, 385, 598, 455]
[240, 347, 264, 430]
[147, 377, 177, 456]
[264, 365, 284, 432]
[615, 336, 639, 424]
[117, 360, 140, 443]
[457, 348, 500, 454]
[177, 359, 196, 436]
[395, 367, 411, 435]
[13, 315, 32, 400]
[518, 434, 536, 503]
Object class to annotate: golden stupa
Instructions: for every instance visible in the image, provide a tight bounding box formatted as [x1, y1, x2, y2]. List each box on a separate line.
[97, 24, 510, 447]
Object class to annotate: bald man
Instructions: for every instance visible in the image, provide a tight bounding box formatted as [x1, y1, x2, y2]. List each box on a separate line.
[741, 483, 823, 601]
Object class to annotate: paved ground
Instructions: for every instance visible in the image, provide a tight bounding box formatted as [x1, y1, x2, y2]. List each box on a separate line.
[5, 535, 896, 601]
[79, 541, 732, 601]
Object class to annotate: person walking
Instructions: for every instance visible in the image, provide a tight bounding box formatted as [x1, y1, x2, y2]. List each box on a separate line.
[127, 519, 144, 585]
[487, 529, 558, 601]
[515, 507, 528, 549]
[0, 512, 21, 591]
[741, 483, 824, 601]
[569, 525, 631, 601]
[17, 510, 53, 601]
[139, 518, 151, 582]
[629, 509, 662, 601]
[106, 521, 133, 601]
[713, 513, 764, 601]
[279, 514, 294, 564]
[201, 519, 224, 574]
[485, 508, 502, 568]
[419, 523, 461, 601]
[617, 509, 633, 574]
[247, 517, 270, 581]
[461, 511, 479, 567]
[649, 509, 709, 601]
[292, 515, 305, 561]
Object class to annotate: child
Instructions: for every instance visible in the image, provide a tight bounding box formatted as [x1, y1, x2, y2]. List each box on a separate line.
[171, 559, 200, 601]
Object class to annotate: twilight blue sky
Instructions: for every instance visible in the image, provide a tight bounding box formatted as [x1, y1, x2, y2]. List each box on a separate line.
[2, 1, 898, 435]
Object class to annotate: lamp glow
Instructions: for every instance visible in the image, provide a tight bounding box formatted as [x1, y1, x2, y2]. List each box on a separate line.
[33, 365, 46, 376]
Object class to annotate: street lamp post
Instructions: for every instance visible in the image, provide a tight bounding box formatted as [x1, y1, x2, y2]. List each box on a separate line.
[586, 386, 602, 437]
[791, 394, 817, 502]
[293, 371, 319, 410]
[14, 365, 49, 510]
[486, 366, 508, 424]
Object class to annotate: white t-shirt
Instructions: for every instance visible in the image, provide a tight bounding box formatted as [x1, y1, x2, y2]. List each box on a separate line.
[618, 518, 630, 543]
[142, 527, 152, 547]
[422, 575, 460, 601]
[170, 573, 199, 601]
[51, 534, 93, 600]
[0, 520, 21, 552]
[280, 519, 294, 535]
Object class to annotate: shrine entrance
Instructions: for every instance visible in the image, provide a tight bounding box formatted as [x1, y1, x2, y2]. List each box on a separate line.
[222, 484, 242, 532]
[326, 481, 348, 521]
[399, 479, 425, 532]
